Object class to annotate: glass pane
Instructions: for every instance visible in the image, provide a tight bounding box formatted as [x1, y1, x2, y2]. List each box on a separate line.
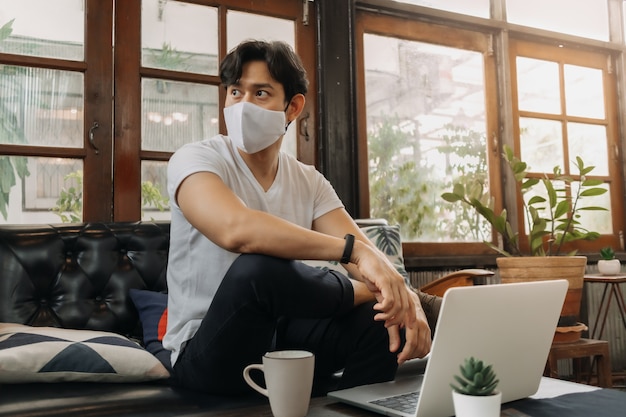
[507, 0, 609, 41]
[0, 0, 84, 60]
[364, 34, 489, 243]
[391, 0, 489, 18]
[226, 11, 297, 158]
[567, 123, 609, 176]
[227, 11, 294, 50]
[141, 161, 170, 221]
[572, 182, 612, 234]
[0, 156, 82, 224]
[516, 58, 560, 114]
[523, 181, 612, 236]
[141, 0, 218, 75]
[0, 66, 83, 148]
[519, 118, 563, 173]
[564, 65, 604, 119]
[142, 79, 218, 152]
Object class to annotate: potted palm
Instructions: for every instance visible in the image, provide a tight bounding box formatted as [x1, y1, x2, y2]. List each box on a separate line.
[598, 247, 621, 275]
[450, 357, 500, 417]
[442, 145, 607, 340]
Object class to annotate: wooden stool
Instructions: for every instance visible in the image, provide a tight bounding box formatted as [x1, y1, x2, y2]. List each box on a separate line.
[544, 338, 612, 388]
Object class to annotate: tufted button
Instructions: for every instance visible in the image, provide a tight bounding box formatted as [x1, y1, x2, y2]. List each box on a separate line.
[40, 299, 48, 306]
[95, 295, 103, 302]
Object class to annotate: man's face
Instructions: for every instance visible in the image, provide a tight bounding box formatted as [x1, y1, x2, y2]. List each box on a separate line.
[224, 60, 287, 111]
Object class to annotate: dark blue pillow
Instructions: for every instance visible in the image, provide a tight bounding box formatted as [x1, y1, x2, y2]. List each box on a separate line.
[129, 289, 170, 370]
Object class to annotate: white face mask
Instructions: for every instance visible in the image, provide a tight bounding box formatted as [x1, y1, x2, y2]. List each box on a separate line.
[223, 102, 287, 154]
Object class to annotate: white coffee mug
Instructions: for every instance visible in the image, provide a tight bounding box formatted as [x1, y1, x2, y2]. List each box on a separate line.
[243, 350, 315, 417]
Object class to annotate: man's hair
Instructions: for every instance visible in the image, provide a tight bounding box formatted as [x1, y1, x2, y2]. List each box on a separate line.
[219, 40, 309, 103]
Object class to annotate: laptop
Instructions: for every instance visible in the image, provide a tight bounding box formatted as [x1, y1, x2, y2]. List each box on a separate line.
[328, 279, 568, 417]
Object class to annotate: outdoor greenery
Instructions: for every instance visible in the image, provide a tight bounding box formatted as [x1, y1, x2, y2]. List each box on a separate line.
[0, 18, 30, 220]
[435, 124, 489, 241]
[442, 144, 607, 256]
[368, 117, 434, 240]
[52, 170, 169, 222]
[368, 117, 488, 243]
[148, 42, 190, 70]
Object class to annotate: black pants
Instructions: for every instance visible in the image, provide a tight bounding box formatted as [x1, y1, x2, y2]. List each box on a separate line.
[170, 254, 399, 395]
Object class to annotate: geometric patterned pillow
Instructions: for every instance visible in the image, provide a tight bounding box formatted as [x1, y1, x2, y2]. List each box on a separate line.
[0, 323, 170, 383]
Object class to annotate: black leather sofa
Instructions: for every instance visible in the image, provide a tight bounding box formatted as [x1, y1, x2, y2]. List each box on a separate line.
[0, 222, 266, 417]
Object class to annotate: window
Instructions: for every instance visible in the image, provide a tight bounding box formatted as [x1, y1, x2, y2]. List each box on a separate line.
[507, 0, 609, 41]
[356, 12, 500, 256]
[509, 39, 623, 253]
[0, 0, 316, 224]
[392, 0, 490, 18]
[355, 1, 625, 258]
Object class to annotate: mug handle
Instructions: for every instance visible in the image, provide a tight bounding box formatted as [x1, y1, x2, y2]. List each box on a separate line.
[243, 364, 269, 397]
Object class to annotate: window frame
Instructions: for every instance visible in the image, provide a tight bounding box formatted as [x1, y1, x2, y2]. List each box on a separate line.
[0, 0, 317, 224]
[355, 10, 502, 258]
[114, 0, 317, 221]
[508, 38, 624, 254]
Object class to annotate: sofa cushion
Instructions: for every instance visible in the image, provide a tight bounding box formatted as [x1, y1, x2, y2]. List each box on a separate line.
[0, 323, 170, 383]
[128, 289, 171, 369]
[302, 224, 409, 282]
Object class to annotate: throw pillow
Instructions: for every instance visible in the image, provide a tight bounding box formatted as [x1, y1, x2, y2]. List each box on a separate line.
[301, 224, 410, 285]
[360, 224, 409, 281]
[128, 289, 171, 369]
[0, 322, 170, 383]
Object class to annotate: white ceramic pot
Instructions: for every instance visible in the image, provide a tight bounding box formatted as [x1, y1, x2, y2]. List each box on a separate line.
[452, 390, 502, 417]
[597, 259, 621, 275]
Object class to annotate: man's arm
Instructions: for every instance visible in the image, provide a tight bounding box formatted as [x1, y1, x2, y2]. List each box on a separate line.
[313, 208, 432, 362]
[177, 171, 414, 328]
[177, 171, 346, 261]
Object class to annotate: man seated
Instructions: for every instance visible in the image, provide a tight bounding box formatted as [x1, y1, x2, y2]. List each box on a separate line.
[163, 39, 433, 395]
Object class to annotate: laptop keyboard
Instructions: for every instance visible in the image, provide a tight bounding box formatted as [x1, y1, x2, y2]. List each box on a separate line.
[370, 391, 419, 414]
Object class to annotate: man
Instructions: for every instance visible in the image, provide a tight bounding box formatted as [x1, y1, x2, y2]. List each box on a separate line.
[164, 40, 432, 395]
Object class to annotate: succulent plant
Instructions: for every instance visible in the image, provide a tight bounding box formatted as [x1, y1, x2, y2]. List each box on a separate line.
[600, 246, 615, 260]
[450, 357, 499, 396]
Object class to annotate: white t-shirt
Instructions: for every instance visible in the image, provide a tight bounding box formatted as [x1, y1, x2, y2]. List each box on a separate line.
[163, 135, 344, 365]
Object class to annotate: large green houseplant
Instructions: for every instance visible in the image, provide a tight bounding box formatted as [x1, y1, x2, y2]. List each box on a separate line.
[442, 145, 608, 334]
[442, 145, 607, 257]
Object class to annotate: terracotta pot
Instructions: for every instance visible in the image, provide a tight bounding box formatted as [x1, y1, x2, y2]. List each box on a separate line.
[496, 256, 587, 331]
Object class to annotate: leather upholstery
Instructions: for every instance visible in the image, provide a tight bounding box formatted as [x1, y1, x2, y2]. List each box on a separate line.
[0, 222, 170, 338]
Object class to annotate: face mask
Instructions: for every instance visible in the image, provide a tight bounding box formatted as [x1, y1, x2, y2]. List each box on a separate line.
[223, 102, 287, 153]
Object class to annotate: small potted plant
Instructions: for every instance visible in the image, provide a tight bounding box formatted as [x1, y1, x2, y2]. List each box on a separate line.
[598, 246, 621, 275]
[450, 357, 501, 417]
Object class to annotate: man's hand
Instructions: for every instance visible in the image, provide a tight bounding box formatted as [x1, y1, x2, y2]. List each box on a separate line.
[387, 290, 432, 364]
[351, 241, 416, 329]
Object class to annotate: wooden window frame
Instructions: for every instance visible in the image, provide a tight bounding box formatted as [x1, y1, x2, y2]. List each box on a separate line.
[355, 10, 501, 258]
[508, 38, 624, 254]
[114, 0, 317, 221]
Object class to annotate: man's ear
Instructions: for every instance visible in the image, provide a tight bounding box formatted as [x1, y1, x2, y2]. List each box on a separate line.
[286, 93, 306, 123]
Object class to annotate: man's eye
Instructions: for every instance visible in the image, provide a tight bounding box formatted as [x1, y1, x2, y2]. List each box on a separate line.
[231, 89, 241, 96]
[256, 90, 268, 97]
